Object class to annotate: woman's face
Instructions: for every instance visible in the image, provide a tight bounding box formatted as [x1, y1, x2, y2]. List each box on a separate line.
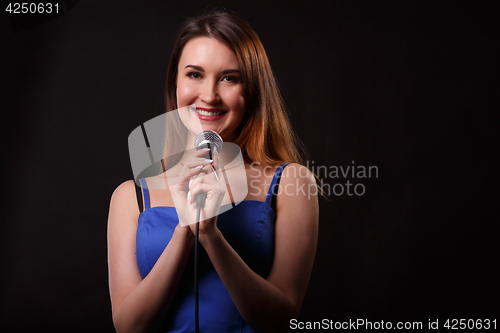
[176, 37, 245, 143]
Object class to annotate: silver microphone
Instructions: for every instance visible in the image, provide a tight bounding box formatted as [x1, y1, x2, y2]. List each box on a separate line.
[193, 130, 223, 207]
[194, 130, 223, 154]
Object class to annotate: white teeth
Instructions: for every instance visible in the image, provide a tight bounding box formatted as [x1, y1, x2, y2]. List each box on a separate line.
[196, 109, 224, 116]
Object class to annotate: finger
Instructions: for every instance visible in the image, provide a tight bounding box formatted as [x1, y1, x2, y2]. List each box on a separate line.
[193, 147, 211, 156]
[195, 164, 221, 186]
[189, 172, 206, 189]
[188, 148, 212, 163]
[177, 164, 209, 185]
[213, 148, 220, 171]
[189, 174, 205, 190]
[174, 149, 213, 189]
[183, 157, 213, 169]
[189, 171, 220, 190]
[189, 182, 224, 201]
[183, 147, 211, 159]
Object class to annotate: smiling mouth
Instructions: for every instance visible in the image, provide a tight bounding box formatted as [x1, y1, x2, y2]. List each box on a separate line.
[195, 109, 227, 117]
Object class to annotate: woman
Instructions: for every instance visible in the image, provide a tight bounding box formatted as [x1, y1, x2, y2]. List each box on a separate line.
[108, 11, 319, 333]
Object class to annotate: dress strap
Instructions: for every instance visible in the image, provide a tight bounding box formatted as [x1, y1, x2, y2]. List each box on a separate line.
[265, 163, 290, 207]
[139, 178, 150, 210]
[135, 181, 144, 213]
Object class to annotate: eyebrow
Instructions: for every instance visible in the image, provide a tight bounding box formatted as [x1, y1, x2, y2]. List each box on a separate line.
[185, 65, 240, 74]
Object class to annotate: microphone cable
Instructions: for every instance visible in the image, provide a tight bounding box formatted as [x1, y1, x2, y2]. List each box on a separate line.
[195, 190, 207, 333]
[193, 134, 220, 333]
[194, 142, 211, 333]
[195, 206, 201, 333]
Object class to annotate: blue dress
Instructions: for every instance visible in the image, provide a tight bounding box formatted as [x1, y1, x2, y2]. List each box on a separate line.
[136, 163, 289, 332]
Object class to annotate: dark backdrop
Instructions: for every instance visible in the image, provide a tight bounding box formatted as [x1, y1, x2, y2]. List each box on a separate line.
[1, 0, 497, 331]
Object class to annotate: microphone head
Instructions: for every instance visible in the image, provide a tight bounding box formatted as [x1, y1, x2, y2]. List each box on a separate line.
[194, 130, 223, 153]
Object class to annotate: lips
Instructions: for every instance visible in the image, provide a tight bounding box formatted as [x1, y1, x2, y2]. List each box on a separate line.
[194, 107, 227, 121]
[196, 109, 226, 116]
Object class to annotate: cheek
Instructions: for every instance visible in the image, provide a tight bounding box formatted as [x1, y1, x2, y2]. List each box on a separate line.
[176, 80, 195, 105]
[223, 87, 245, 111]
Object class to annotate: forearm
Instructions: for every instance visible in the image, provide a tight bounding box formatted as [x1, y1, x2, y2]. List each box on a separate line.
[113, 228, 193, 333]
[200, 229, 294, 333]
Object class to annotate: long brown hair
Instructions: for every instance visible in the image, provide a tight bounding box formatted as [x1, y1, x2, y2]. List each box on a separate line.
[165, 10, 305, 167]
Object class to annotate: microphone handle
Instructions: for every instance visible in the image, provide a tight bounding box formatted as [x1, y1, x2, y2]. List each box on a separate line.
[195, 192, 207, 208]
[195, 142, 211, 208]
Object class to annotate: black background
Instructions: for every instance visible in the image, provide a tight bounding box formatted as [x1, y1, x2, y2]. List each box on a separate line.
[1, 0, 498, 331]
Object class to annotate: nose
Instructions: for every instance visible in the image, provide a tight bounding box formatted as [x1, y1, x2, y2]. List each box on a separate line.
[200, 80, 220, 104]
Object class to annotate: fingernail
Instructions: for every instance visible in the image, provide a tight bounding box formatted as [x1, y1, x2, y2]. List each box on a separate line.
[203, 148, 211, 151]
[195, 165, 203, 169]
[189, 179, 192, 188]
[205, 159, 213, 163]
[187, 191, 191, 203]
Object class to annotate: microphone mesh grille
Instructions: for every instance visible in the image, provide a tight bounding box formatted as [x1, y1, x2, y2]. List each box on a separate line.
[194, 130, 223, 153]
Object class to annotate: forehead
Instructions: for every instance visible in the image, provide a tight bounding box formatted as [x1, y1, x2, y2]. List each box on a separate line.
[178, 37, 239, 69]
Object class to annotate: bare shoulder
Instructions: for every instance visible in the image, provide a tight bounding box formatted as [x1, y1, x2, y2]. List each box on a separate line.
[275, 163, 318, 212]
[109, 180, 140, 225]
[111, 180, 137, 204]
[280, 163, 316, 186]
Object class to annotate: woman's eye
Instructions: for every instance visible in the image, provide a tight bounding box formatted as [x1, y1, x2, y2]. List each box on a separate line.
[222, 75, 239, 83]
[187, 72, 201, 79]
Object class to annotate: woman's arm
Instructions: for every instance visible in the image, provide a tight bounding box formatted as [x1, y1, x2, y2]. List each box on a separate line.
[107, 180, 194, 333]
[197, 163, 319, 332]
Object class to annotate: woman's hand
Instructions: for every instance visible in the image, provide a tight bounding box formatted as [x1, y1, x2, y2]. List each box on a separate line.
[187, 155, 225, 237]
[170, 148, 225, 235]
